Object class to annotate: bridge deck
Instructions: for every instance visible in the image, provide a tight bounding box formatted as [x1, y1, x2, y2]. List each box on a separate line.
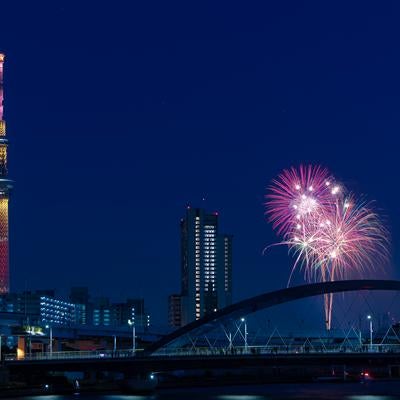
[6, 352, 400, 374]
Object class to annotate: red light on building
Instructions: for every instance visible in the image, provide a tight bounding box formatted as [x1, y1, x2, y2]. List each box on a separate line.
[0, 53, 11, 294]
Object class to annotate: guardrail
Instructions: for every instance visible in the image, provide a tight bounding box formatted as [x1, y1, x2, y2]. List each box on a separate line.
[4, 348, 142, 361]
[152, 344, 400, 356]
[5, 343, 400, 361]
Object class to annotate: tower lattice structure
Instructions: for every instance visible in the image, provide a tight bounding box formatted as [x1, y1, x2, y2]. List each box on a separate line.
[0, 53, 12, 294]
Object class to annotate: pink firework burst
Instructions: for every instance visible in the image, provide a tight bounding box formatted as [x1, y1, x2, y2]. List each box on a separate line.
[265, 165, 340, 237]
[311, 196, 389, 279]
[265, 165, 389, 329]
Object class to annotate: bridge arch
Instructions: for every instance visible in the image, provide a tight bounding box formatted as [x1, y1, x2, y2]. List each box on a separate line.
[148, 279, 400, 354]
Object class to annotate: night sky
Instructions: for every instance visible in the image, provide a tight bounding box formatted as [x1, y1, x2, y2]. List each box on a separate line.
[1, 2, 400, 324]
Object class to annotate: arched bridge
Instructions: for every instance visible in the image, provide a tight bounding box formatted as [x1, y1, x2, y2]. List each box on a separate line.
[147, 279, 400, 354]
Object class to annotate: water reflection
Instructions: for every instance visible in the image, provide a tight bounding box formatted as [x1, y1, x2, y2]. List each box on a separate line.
[101, 397, 149, 400]
[348, 397, 399, 400]
[11, 383, 400, 400]
[217, 396, 266, 400]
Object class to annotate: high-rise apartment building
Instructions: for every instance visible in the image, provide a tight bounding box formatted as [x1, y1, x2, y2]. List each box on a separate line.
[0, 53, 12, 294]
[180, 207, 232, 326]
[217, 234, 233, 309]
[168, 294, 182, 328]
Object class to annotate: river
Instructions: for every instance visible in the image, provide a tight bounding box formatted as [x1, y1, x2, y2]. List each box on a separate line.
[5, 381, 400, 400]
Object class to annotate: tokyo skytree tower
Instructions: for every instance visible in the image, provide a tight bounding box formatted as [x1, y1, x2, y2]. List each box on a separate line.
[0, 53, 12, 294]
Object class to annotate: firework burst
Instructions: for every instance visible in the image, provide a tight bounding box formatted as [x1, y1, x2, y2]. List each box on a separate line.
[266, 165, 340, 237]
[265, 165, 389, 329]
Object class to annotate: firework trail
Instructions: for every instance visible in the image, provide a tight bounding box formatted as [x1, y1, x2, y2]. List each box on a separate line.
[265, 165, 389, 329]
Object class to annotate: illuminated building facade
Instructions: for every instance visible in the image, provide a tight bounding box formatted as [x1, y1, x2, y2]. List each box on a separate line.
[0, 53, 12, 294]
[1, 289, 151, 328]
[217, 234, 233, 309]
[69, 286, 89, 325]
[92, 298, 149, 327]
[40, 296, 76, 326]
[0, 290, 75, 326]
[180, 208, 233, 326]
[79, 293, 150, 328]
[91, 297, 111, 326]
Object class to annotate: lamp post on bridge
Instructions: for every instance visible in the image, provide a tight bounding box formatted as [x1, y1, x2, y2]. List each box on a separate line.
[128, 319, 136, 354]
[367, 315, 373, 352]
[45, 325, 53, 357]
[241, 318, 248, 353]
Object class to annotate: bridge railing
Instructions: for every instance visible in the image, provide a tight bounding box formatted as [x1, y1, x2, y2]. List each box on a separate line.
[4, 348, 142, 361]
[152, 343, 400, 356]
[5, 344, 400, 361]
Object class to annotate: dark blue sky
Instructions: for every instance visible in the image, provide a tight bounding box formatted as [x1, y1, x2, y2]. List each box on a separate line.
[1, 2, 399, 324]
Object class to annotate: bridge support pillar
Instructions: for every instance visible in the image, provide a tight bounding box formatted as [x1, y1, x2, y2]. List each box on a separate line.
[85, 370, 97, 385]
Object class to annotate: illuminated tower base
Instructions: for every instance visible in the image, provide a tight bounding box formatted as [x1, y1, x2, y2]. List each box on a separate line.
[0, 196, 9, 293]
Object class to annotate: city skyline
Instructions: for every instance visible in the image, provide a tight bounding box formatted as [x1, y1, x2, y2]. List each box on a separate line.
[0, 2, 400, 326]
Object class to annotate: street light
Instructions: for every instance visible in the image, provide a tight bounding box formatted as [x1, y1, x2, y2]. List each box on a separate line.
[45, 325, 52, 357]
[241, 318, 248, 353]
[128, 319, 136, 354]
[113, 335, 117, 353]
[367, 315, 373, 352]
